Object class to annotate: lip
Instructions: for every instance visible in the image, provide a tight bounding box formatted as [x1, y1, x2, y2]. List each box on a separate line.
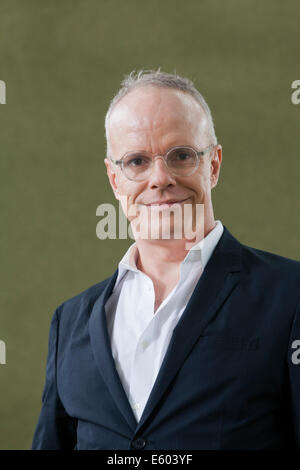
[144, 198, 190, 206]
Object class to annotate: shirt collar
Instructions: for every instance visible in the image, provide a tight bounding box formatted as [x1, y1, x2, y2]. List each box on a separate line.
[186, 219, 224, 270]
[113, 220, 224, 289]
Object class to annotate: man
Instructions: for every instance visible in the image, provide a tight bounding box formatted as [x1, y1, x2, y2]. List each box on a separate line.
[32, 70, 300, 450]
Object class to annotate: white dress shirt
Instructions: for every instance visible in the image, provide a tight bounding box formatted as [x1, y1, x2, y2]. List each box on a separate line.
[105, 220, 224, 421]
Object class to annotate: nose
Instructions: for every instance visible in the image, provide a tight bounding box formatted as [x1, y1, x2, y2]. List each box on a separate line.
[148, 156, 176, 189]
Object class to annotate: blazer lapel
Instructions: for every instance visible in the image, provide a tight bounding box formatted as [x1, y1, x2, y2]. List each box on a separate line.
[88, 271, 138, 431]
[136, 226, 242, 433]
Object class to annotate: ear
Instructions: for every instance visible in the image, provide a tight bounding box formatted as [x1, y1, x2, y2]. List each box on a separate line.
[104, 158, 121, 200]
[210, 144, 222, 189]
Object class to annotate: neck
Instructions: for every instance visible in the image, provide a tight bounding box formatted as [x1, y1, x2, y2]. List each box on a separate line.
[135, 219, 216, 279]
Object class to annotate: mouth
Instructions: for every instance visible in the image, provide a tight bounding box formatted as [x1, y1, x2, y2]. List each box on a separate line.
[143, 198, 190, 209]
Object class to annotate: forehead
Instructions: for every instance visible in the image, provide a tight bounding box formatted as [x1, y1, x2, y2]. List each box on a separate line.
[107, 86, 209, 152]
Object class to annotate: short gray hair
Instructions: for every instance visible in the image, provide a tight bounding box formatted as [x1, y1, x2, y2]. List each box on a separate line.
[105, 69, 218, 156]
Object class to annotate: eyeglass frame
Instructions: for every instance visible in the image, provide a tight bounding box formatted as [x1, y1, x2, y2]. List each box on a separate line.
[108, 144, 216, 181]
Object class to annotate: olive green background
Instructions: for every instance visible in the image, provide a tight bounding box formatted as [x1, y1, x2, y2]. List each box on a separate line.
[0, 0, 299, 450]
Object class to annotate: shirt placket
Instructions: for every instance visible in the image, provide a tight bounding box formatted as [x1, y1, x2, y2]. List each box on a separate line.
[128, 274, 157, 420]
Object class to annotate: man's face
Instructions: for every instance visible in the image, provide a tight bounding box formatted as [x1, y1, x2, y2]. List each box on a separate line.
[105, 86, 222, 241]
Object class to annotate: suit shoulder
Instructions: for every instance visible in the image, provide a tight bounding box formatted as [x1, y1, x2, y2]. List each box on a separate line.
[222, 226, 300, 273]
[241, 243, 300, 280]
[242, 243, 300, 266]
[56, 275, 115, 321]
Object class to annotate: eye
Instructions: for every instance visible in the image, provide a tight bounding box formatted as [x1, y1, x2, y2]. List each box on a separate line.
[169, 149, 194, 162]
[129, 157, 145, 166]
[175, 152, 191, 161]
[125, 155, 151, 168]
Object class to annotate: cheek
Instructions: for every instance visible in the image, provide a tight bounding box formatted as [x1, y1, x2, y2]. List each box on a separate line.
[186, 175, 206, 195]
[115, 174, 135, 197]
[193, 168, 211, 192]
[116, 180, 145, 218]
[183, 177, 210, 206]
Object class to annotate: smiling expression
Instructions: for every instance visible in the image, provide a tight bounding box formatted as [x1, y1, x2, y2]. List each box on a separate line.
[105, 86, 222, 241]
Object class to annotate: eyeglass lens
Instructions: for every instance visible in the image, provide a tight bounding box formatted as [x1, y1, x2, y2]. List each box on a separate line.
[122, 147, 198, 180]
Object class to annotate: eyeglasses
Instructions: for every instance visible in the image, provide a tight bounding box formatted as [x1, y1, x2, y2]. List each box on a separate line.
[109, 144, 215, 182]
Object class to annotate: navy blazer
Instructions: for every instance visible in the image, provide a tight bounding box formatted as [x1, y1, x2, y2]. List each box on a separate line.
[32, 226, 300, 450]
